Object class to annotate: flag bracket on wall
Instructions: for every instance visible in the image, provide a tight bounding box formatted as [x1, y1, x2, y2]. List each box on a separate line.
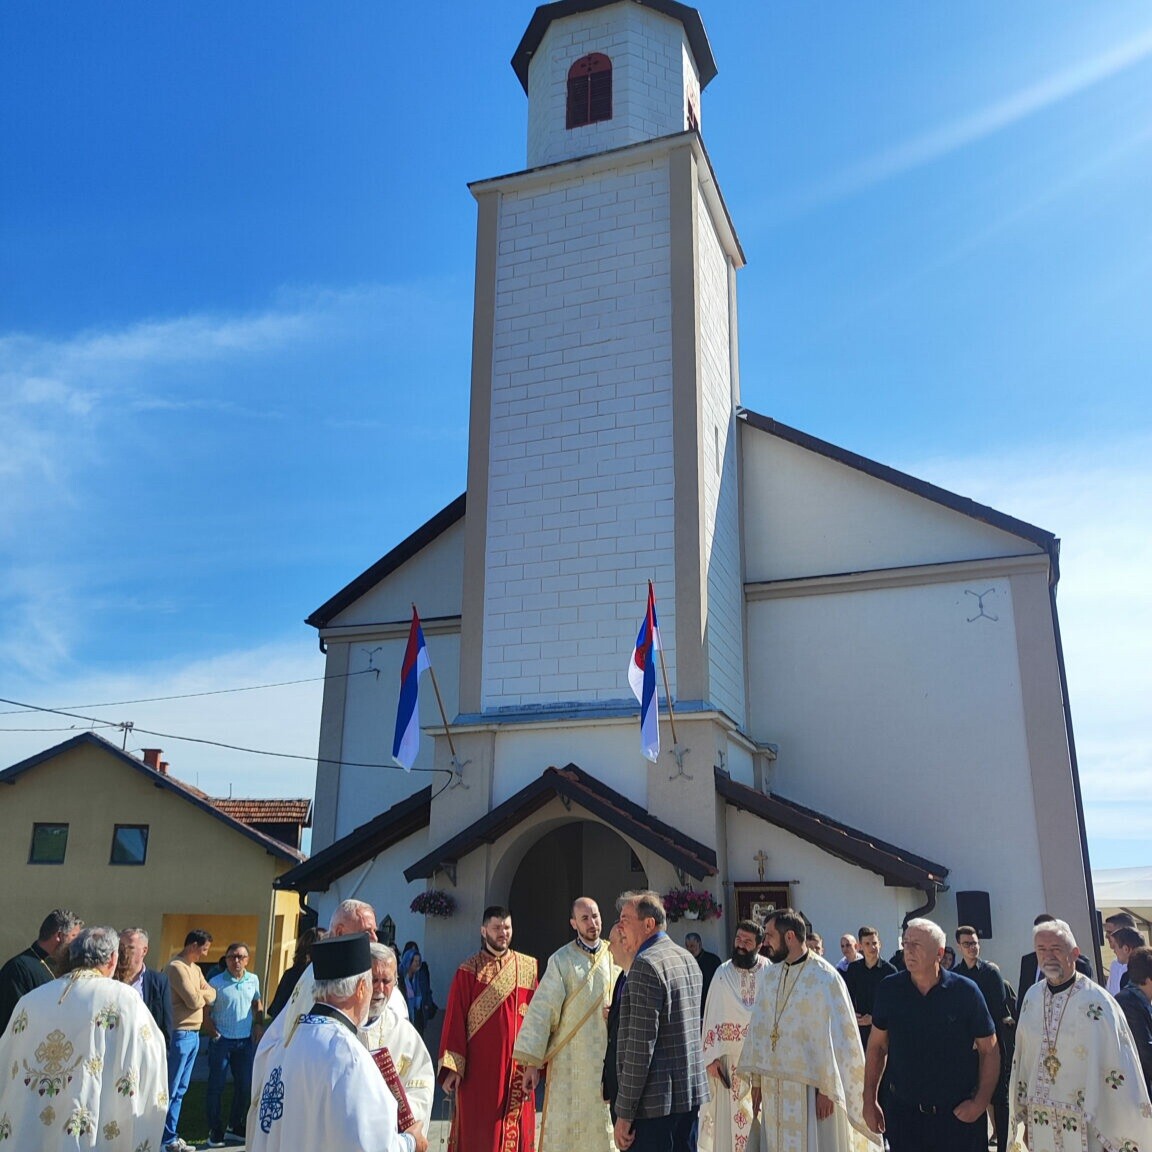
[448, 755, 470, 790]
[668, 743, 693, 782]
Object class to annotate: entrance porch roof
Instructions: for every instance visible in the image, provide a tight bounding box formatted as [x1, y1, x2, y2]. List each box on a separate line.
[274, 785, 433, 894]
[715, 769, 948, 889]
[404, 764, 719, 882]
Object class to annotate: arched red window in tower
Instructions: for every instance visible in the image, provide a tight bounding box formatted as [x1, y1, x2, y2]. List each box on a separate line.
[567, 53, 613, 129]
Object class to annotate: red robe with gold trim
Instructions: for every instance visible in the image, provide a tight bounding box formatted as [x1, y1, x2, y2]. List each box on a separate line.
[438, 948, 537, 1152]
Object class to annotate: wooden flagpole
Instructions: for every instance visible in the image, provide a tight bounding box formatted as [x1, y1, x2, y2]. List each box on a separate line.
[414, 602, 458, 761]
[651, 580, 679, 746]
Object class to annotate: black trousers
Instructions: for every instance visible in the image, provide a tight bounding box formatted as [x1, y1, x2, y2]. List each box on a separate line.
[886, 1098, 987, 1152]
[629, 1108, 699, 1152]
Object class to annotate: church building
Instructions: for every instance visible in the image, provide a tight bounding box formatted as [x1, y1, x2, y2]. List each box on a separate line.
[276, 0, 1096, 974]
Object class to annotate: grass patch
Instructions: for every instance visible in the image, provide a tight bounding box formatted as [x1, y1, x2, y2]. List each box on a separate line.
[177, 1080, 238, 1144]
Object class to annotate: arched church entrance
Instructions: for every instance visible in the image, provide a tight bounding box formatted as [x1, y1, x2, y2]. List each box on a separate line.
[508, 820, 647, 967]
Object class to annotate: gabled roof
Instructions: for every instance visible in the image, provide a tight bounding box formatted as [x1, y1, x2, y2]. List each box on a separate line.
[212, 798, 312, 828]
[274, 786, 434, 894]
[0, 732, 305, 863]
[715, 769, 948, 889]
[405, 764, 718, 882]
[739, 410, 1060, 580]
[305, 493, 466, 630]
[512, 0, 717, 94]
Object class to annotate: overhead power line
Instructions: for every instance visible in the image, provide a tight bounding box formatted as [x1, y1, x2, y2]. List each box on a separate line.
[0, 694, 452, 786]
[0, 668, 376, 717]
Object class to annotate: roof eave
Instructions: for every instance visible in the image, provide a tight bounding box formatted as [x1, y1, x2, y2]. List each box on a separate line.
[738, 410, 1059, 565]
[715, 769, 947, 889]
[511, 0, 717, 94]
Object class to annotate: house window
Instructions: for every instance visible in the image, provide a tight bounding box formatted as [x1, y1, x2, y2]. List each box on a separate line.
[110, 824, 149, 865]
[567, 53, 612, 129]
[29, 823, 69, 864]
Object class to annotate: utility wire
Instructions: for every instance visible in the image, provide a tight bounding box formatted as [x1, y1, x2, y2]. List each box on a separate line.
[0, 668, 376, 717]
[0, 723, 121, 733]
[0, 694, 451, 779]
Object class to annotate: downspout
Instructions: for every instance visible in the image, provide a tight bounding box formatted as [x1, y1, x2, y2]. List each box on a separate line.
[1047, 541, 1102, 976]
[902, 882, 943, 929]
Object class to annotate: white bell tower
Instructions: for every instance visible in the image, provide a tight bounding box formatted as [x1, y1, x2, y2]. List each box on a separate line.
[514, 0, 715, 168]
[457, 0, 746, 747]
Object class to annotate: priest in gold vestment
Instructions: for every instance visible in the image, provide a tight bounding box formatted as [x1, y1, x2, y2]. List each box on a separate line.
[738, 909, 879, 1152]
[514, 897, 619, 1152]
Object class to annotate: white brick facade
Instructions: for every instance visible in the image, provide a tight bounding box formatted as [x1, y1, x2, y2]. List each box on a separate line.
[696, 192, 746, 722]
[526, 4, 700, 168]
[482, 155, 678, 709]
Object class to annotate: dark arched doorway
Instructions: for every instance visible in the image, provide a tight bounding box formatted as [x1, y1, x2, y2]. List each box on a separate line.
[508, 821, 648, 967]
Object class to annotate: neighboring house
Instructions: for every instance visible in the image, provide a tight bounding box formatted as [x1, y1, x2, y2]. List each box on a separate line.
[211, 798, 312, 853]
[0, 732, 307, 994]
[276, 0, 1097, 976]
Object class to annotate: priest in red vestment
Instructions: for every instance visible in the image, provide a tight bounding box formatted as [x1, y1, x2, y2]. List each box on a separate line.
[438, 905, 538, 1152]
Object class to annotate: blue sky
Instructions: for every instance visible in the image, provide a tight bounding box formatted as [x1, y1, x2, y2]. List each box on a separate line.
[1, 2, 1149, 871]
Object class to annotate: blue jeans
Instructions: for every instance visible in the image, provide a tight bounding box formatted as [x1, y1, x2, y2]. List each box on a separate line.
[164, 1029, 201, 1144]
[206, 1035, 254, 1136]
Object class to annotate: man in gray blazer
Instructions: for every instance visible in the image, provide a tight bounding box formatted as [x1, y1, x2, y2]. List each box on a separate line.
[613, 890, 709, 1151]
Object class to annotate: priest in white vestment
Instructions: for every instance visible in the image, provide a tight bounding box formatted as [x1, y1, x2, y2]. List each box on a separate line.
[364, 943, 435, 1129]
[738, 909, 879, 1152]
[514, 897, 619, 1152]
[250, 933, 427, 1152]
[699, 919, 771, 1152]
[0, 926, 167, 1149]
[1009, 919, 1152, 1152]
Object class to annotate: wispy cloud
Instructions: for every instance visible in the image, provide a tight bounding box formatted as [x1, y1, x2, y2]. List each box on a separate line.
[0, 639, 327, 798]
[789, 27, 1152, 213]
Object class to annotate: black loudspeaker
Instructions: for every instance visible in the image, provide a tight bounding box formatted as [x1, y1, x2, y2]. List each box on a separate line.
[956, 891, 993, 938]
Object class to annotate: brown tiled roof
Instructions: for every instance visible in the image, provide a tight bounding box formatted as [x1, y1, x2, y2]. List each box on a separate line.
[212, 798, 312, 826]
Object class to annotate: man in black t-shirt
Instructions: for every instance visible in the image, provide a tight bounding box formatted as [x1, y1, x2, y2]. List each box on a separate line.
[863, 918, 998, 1152]
[951, 926, 1013, 1152]
[842, 925, 897, 1048]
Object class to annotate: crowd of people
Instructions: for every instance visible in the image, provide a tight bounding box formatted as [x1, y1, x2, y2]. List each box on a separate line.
[0, 898, 1149, 1151]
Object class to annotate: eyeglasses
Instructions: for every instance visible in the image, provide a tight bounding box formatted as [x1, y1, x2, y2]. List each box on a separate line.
[226, 954, 249, 961]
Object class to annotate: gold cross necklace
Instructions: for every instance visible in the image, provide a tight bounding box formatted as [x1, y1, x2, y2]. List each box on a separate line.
[1041, 979, 1073, 1080]
[770, 954, 807, 1052]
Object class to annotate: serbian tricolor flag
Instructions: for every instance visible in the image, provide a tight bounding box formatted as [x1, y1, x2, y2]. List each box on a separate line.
[392, 607, 430, 771]
[628, 581, 661, 762]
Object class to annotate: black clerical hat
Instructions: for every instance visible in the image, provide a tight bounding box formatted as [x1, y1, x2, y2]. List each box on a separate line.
[311, 933, 372, 980]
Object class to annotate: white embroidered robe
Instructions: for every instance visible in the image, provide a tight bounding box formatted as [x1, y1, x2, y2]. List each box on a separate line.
[0, 971, 167, 1149]
[250, 1010, 409, 1152]
[699, 956, 770, 1152]
[362, 1007, 435, 1129]
[512, 939, 618, 1152]
[1009, 974, 1152, 1152]
[737, 953, 879, 1152]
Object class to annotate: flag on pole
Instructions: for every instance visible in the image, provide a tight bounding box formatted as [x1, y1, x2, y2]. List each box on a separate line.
[628, 581, 661, 762]
[392, 607, 430, 770]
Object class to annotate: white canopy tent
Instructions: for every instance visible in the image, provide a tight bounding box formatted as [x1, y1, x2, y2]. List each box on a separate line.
[1093, 867, 1152, 929]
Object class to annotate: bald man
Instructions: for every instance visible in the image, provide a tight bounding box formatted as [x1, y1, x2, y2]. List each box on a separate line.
[250, 900, 379, 1092]
[515, 898, 620, 1151]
